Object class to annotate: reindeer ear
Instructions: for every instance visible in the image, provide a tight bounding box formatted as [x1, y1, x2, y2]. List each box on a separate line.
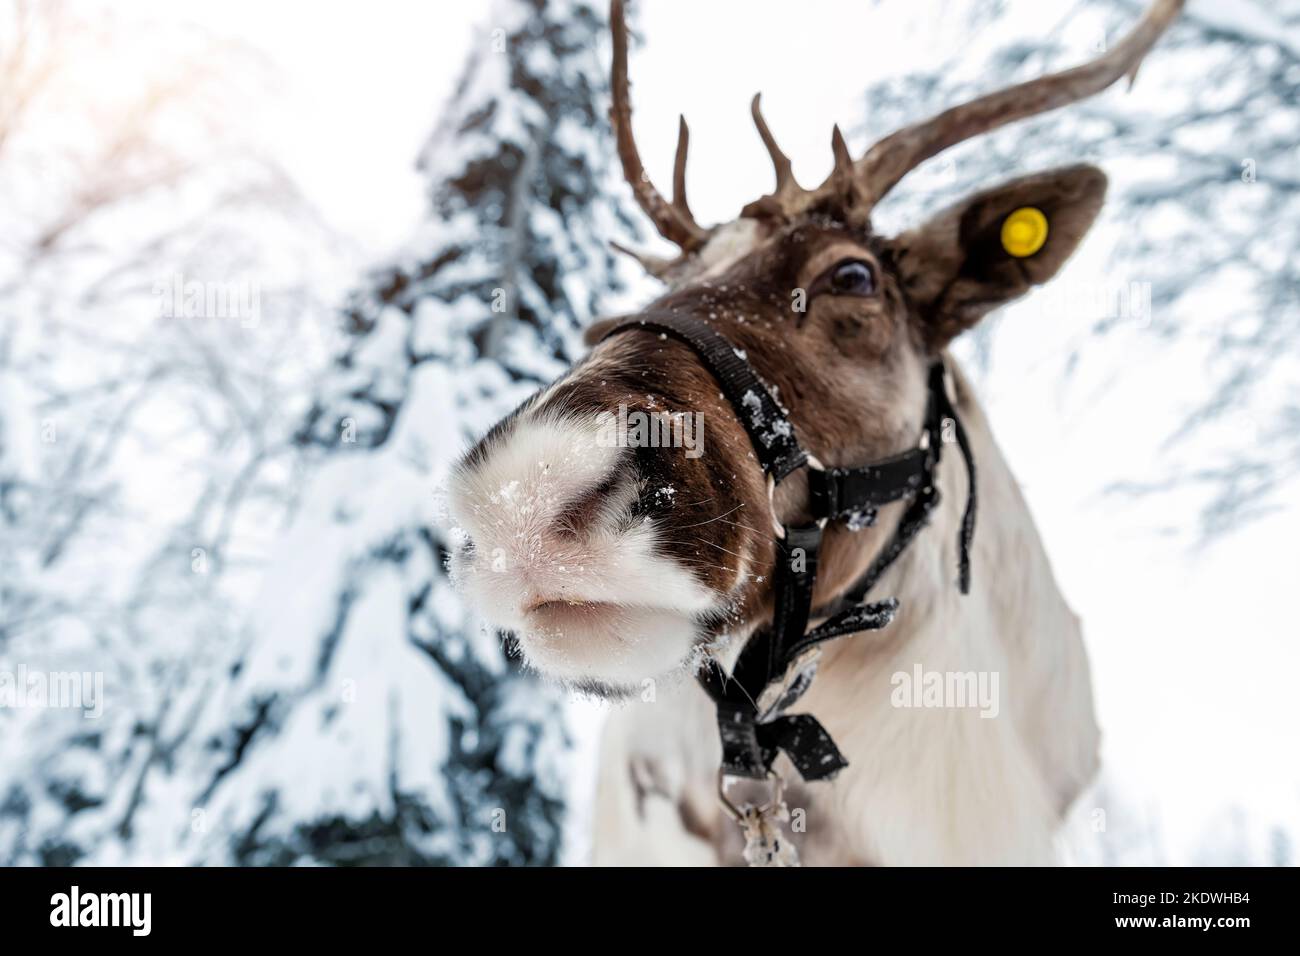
[886, 164, 1106, 350]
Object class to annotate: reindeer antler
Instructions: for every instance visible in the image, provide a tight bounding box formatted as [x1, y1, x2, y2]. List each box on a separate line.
[742, 94, 805, 220]
[842, 0, 1186, 217]
[609, 0, 1184, 268]
[609, 0, 709, 252]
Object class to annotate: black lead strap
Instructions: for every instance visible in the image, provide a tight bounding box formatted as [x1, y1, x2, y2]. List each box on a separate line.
[601, 315, 977, 783]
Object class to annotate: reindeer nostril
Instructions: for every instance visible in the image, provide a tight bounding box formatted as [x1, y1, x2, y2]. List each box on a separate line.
[553, 468, 626, 538]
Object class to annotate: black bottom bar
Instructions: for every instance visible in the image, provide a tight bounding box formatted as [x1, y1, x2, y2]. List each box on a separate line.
[1, 865, 1292, 942]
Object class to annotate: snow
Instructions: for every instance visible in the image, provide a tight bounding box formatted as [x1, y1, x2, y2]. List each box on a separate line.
[845, 508, 878, 532]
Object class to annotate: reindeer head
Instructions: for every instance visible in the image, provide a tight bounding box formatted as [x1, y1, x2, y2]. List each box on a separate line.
[449, 0, 1182, 695]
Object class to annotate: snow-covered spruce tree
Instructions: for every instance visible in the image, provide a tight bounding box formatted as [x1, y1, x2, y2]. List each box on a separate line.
[0, 3, 343, 865]
[187, 0, 636, 865]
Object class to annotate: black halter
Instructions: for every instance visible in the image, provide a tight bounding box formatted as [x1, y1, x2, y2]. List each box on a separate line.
[601, 313, 977, 783]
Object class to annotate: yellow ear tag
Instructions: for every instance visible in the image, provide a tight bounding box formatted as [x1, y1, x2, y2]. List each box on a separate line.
[1001, 206, 1049, 258]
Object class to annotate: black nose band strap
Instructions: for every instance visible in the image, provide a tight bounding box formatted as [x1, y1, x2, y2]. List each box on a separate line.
[600, 313, 976, 782]
[601, 313, 809, 481]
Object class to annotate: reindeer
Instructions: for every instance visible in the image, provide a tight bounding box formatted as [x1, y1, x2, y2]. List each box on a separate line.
[449, 0, 1184, 865]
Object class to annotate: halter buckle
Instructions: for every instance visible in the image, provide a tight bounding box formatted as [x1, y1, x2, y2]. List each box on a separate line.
[767, 453, 826, 538]
[717, 768, 786, 823]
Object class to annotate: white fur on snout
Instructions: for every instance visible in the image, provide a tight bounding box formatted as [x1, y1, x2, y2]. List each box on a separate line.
[448, 412, 720, 688]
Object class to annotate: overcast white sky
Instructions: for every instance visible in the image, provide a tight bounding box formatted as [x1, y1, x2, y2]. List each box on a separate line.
[166, 0, 476, 255]
[172, 0, 1041, 259]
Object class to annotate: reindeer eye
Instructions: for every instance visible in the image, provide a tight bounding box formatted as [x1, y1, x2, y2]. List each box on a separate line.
[829, 259, 876, 296]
